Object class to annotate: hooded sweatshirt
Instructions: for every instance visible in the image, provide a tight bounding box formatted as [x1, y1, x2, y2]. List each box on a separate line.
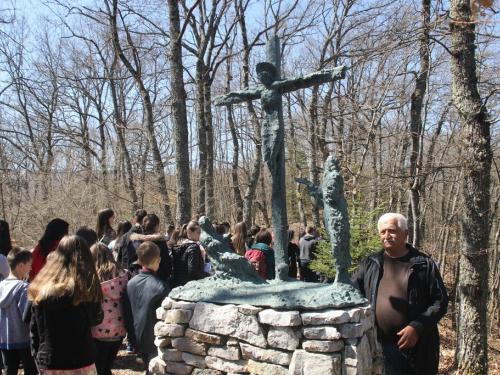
[0, 278, 30, 349]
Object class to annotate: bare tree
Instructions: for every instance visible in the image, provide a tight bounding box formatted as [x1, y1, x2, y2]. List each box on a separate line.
[450, 0, 492, 372]
[168, 0, 192, 224]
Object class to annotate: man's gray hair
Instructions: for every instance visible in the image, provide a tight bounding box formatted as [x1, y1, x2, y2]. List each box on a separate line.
[378, 213, 408, 231]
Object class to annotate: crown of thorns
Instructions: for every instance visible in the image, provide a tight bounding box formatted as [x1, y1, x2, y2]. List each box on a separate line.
[256, 62, 277, 75]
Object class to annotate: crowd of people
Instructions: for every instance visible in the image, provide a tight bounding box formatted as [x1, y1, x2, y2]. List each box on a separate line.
[0, 210, 448, 375]
[0, 209, 309, 375]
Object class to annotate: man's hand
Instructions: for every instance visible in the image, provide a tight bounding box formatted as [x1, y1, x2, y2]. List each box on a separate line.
[397, 326, 419, 349]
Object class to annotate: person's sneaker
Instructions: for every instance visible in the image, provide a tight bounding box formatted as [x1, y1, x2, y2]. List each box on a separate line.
[135, 356, 144, 365]
[126, 345, 134, 354]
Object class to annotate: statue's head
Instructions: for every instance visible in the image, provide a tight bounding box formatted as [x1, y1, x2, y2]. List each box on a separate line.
[256, 62, 277, 86]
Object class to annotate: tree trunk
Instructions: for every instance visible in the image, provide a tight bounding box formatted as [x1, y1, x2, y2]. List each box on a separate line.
[225, 59, 244, 215]
[109, 0, 173, 223]
[168, 0, 192, 224]
[450, 0, 492, 372]
[409, 0, 431, 248]
[195, 62, 207, 215]
[237, 1, 261, 228]
[204, 78, 215, 218]
[307, 89, 321, 228]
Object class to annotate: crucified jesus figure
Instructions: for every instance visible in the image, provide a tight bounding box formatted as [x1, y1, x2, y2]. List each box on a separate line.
[215, 35, 346, 281]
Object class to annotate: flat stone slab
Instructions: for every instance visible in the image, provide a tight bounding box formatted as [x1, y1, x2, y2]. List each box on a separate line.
[182, 352, 207, 368]
[166, 361, 193, 375]
[185, 328, 224, 345]
[267, 326, 300, 351]
[165, 309, 193, 324]
[205, 356, 247, 373]
[237, 304, 263, 315]
[246, 359, 288, 375]
[208, 345, 241, 361]
[302, 326, 341, 340]
[301, 309, 350, 325]
[154, 322, 186, 337]
[155, 336, 172, 348]
[258, 309, 301, 326]
[149, 356, 166, 374]
[190, 303, 267, 348]
[192, 370, 223, 375]
[240, 343, 292, 365]
[172, 301, 197, 310]
[169, 278, 365, 310]
[172, 337, 208, 356]
[302, 339, 345, 353]
[159, 348, 182, 362]
[289, 350, 341, 375]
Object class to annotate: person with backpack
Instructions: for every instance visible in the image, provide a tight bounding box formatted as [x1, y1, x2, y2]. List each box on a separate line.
[115, 209, 147, 269]
[245, 229, 275, 280]
[171, 221, 209, 288]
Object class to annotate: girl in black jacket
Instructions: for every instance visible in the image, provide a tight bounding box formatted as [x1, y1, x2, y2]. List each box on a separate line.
[25, 235, 104, 374]
[171, 221, 209, 288]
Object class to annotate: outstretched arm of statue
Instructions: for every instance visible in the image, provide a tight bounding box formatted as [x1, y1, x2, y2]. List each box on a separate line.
[273, 66, 346, 93]
[294, 177, 324, 206]
[214, 86, 263, 106]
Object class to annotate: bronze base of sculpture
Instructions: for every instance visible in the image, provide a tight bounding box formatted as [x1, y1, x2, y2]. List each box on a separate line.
[169, 277, 365, 310]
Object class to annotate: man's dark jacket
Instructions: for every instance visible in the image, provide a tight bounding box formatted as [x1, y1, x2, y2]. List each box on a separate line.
[123, 270, 170, 354]
[116, 225, 142, 268]
[351, 245, 449, 375]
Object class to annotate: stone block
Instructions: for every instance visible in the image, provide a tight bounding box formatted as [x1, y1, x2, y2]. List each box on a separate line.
[237, 304, 263, 315]
[342, 306, 362, 322]
[226, 338, 239, 346]
[149, 356, 167, 374]
[302, 339, 344, 353]
[155, 336, 172, 348]
[205, 356, 247, 373]
[192, 370, 223, 375]
[172, 300, 197, 310]
[267, 326, 300, 351]
[289, 350, 341, 375]
[300, 309, 350, 325]
[190, 303, 266, 348]
[185, 328, 224, 345]
[359, 303, 372, 318]
[302, 326, 341, 340]
[166, 361, 193, 375]
[162, 297, 174, 309]
[172, 337, 208, 356]
[157, 306, 167, 320]
[344, 334, 372, 373]
[339, 323, 364, 338]
[182, 352, 207, 368]
[160, 348, 183, 362]
[360, 316, 373, 333]
[246, 359, 287, 375]
[165, 309, 193, 324]
[239, 343, 292, 366]
[258, 309, 301, 326]
[154, 322, 186, 337]
[207, 345, 241, 361]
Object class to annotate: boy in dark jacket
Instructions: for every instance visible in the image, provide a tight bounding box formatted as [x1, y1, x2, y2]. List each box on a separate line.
[124, 241, 170, 375]
[0, 248, 37, 375]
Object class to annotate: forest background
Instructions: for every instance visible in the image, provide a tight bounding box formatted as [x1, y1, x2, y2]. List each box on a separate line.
[0, 0, 499, 372]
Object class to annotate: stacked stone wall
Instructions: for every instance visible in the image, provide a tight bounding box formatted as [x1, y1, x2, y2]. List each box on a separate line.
[150, 298, 384, 375]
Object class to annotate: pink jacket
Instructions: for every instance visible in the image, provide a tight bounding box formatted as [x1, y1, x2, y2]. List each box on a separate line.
[91, 271, 128, 339]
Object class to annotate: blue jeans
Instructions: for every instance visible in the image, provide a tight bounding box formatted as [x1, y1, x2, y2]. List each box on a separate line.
[382, 342, 410, 375]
